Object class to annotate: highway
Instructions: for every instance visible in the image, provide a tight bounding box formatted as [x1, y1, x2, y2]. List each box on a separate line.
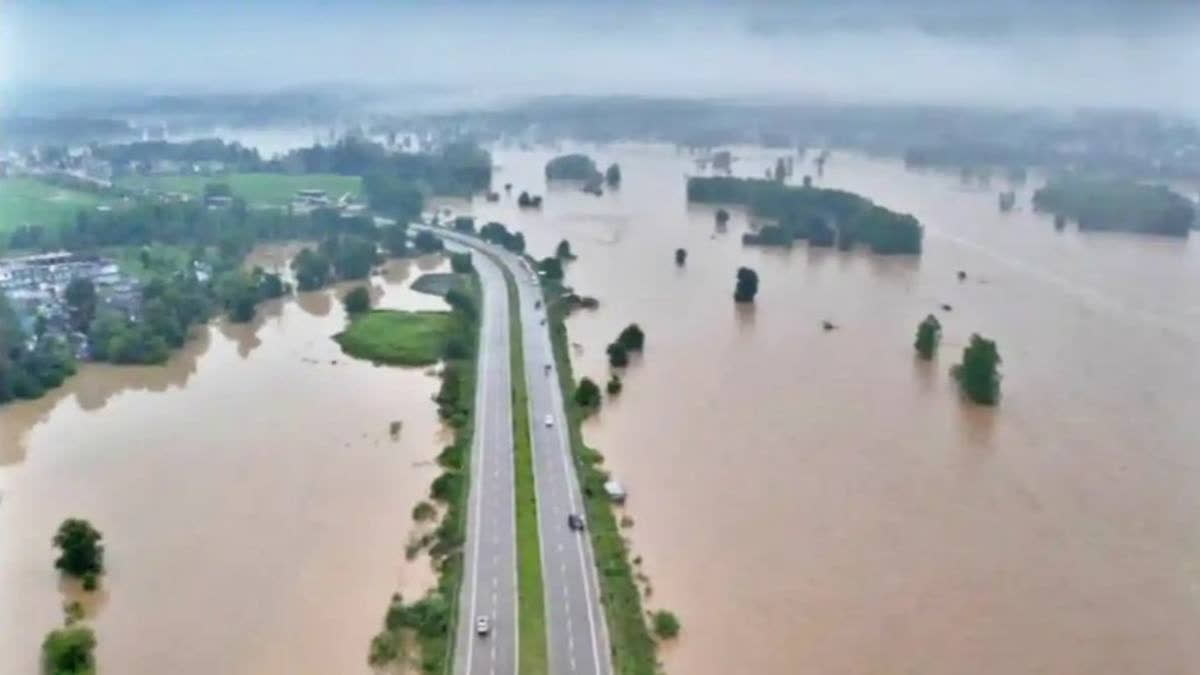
[451, 243, 518, 675]
[429, 227, 613, 675]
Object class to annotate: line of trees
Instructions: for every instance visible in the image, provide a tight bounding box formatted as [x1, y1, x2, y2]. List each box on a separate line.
[479, 221, 526, 253]
[1032, 177, 1195, 236]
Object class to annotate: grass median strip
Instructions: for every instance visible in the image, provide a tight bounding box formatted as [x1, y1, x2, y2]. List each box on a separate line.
[504, 266, 550, 675]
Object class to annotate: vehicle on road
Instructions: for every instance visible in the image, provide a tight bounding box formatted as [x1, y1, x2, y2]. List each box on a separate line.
[535, 300, 542, 309]
[567, 513, 585, 531]
[544, 363, 552, 375]
[475, 615, 490, 636]
[544, 414, 554, 427]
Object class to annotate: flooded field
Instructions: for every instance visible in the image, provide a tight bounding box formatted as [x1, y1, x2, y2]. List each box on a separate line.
[0, 250, 450, 674]
[466, 144, 1200, 675]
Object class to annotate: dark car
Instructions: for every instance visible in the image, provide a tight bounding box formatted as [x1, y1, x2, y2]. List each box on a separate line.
[567, 514, 585, 531]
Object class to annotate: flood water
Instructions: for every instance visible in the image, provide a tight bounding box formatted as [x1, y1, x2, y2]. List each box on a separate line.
[0, 250, 451, 674]
[466, 144, 1200, 674]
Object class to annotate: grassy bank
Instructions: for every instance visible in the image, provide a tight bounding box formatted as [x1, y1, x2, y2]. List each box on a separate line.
[504, 268, 550, 675]
[334, 310, 454, 366]
[361, 274, 479, 674]
[115, 172, 361, 205]
[544, 280, 658, 675]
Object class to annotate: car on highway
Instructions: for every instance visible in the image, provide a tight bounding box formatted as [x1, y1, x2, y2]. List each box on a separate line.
[475, 615, 490, 636]
[544, 414, 554, 427]
[567, 513, 585, 531]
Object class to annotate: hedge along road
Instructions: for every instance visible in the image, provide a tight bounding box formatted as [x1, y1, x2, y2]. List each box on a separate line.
[425, 226, 612, 675]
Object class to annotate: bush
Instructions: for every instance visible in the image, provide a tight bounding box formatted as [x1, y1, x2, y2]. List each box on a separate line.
[412, 501, 436, 522]
[449, 252, 473, 273]
[606, 374, 623, 395]
[674, 248, 687, 266]
[343, 286, 370, 314]
[42, 625, 96, 675]
[651, 610, 681, 640]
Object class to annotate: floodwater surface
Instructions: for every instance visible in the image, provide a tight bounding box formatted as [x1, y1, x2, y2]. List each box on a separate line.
[465, 144, 1200, 675]
[0, 250, 451, 674]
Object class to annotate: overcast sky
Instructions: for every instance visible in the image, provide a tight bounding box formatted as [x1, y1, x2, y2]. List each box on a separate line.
[3, 0, 1199, 113]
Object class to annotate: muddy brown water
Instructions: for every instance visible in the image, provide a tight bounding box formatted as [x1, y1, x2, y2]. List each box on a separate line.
[3, 143, 1200, 674]
[463, 144, 1200, 675]
[0, 251, 451, 674]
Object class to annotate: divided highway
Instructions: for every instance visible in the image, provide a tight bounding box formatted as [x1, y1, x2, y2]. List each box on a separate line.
[429, 227, 613, 675]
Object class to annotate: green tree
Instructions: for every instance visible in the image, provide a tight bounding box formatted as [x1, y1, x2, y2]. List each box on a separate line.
[617, 323, 644, 351]
[774, 157, 787, 182]
[734, 267, 759, 303]
[52, 518, 104, 580]
[651, 610, 681, 639]
[450, 252, 473, 273]
[331, 236, 378, 280]
[605, 163, 621, 187]
[715, 208, 730, 227]
[343, 286, 370, 314]
[555, 239, 576, 260]
[538, 257, 564, 281]
[953, 334, 1002, 405]
[292, 248, 332, 291]
[674, 248, 687, 266]
[412, 230, 444, 254]
[64, 277, 97, 330]
[574, 377, 602, 407]
[914, 314, 942, 360]
[41, 625, 96, 675]
[606, 342, 629, 368]
[380, 223, 409, 257]
[453, 216, 475, 234]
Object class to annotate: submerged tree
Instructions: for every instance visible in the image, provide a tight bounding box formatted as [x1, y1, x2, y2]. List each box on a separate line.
[53, 518, 104, 581]
[952, 334, 1002, 405]
[605, 163, 621, 187]
[674, 248, 687, 266]
[343, 286, 370, 314]
[617, 323, 645, 352]
[606, 374, 623, 395]
[606, 342, 629, 368]
[715, 208, 730, 228]
[914, 314, 942, 360]
[574, 377, 602, 408]
[555, 239, 576, 260]
[733, 267, 759, 303]
[42, 625, 97, 675]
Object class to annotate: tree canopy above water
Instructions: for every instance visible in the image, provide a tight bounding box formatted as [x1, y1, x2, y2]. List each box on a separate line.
[1032, 177, 1195, 237]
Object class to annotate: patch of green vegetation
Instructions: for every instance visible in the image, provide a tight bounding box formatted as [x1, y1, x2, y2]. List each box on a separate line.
[368, 273, 479, 674]
[544, 279, 659, 675]
[504, 268, 550, 675]
[412, 273, 461, 297]
[335, 310, 454, 366]
[115, 172, 361, 205]
[0, 177, 113, 234]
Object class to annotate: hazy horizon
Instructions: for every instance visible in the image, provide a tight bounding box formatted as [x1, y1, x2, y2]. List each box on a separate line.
[3, 0, 1200, 114]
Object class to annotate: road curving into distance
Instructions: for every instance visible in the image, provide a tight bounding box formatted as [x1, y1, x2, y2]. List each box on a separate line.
[428, 226, 614, 675]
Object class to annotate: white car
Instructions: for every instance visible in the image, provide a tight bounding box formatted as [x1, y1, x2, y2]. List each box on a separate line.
[475, 615, 490, 636]
[544, 414, 554, 427]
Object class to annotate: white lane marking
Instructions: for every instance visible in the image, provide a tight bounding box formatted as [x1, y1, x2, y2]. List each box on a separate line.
[492, 576, 498, 589]
[571, 656, 577, 672]
[462, 247, 494, 675]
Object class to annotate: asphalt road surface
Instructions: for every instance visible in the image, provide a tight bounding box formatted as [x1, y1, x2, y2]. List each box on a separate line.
[451, 243, 518, 675]
[431, 228, 613, 675]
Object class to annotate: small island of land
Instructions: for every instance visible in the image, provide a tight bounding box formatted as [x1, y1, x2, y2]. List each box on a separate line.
[687, 176, 923, 254]
[545, 153, 602, 182]
[334, 310, 455, 366]
[1032, 178, 1195, 236]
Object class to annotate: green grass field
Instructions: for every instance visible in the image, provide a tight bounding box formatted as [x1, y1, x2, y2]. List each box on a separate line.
[334, 310, 453, 366]
[116, 173, 361, 205]
[0, 177, 112, 233]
